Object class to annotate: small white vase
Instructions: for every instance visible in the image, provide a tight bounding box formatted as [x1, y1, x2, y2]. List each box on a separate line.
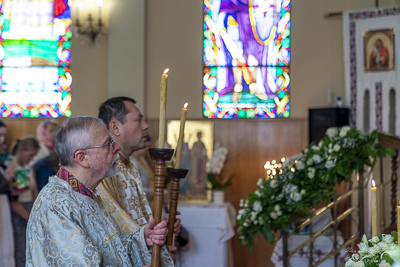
[212, 190, 225, 204]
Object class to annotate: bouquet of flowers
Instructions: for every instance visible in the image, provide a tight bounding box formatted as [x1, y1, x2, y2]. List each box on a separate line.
[343, 233, 400, 267]
[206, 143, 232, 190]
[237, 126, 394, 250]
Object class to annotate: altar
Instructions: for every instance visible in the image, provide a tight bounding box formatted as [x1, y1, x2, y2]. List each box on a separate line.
[176, 202, 237, 267]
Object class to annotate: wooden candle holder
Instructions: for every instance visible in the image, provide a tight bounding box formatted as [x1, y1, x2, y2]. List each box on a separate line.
[165, 167, 188, 247]
[148, 148, 174, 267]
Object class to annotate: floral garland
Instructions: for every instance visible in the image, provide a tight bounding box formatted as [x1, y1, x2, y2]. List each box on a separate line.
[237, 126, 394, 250]
[344, 233, 400, 267]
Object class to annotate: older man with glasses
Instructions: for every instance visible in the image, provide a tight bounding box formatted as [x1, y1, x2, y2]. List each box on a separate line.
[26, 116, 174, 267]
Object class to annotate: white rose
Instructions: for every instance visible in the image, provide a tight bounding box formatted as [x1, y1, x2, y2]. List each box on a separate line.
[300, 189, 306, 195]
[257, 178, 264, 187]
[345, 259, 356, 267]
[311, 145, 319, 151]
[274, 205, 281, 212]
[325, 159, 336, 169]
[377, 241, 388, 250]
[383, 234, 394, 244]
[357, 242, 369, 253]
[292, 192, 302, 202]
[351, 253, 359, 261]
[333, 144, 341, 152]
[355, 261, 365, 267]
[370, 236, 379, 244]
[379, 260, 391, 267]
[270, 211, 278, 219]
[255, 190, 261, 197]
[340, 126, 351, 137]
[295, 161, 305, 170]
[243, 222, 249, 227]
[368, 246, 379, 255]
[306, 158, 313, 165]
[270, 179, 278, 189]
[252, 201, 262, 212]
[326, 127, 338, 138]
[312, 155, 322, 164]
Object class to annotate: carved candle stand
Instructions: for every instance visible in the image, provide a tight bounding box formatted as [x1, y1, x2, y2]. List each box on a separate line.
[166, 167, 188, 246]
[148, 148, 174, 267]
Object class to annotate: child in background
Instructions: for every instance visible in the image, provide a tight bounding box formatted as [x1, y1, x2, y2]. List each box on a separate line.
[8, 136, 39, 267]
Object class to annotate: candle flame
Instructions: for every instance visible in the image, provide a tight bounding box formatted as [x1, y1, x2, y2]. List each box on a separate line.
[372, 180, 376, 187]
[163, 68, 169, 74]
[184, 102, 188, 108]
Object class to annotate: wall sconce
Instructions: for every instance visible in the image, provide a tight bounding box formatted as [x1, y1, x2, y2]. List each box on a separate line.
[73, 0, 105, 44]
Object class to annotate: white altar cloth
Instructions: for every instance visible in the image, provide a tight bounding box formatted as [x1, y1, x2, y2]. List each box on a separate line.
[176, 202, 236, 267]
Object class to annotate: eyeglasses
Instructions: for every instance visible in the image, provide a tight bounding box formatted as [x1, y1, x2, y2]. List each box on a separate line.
[73, 136, 114, 158]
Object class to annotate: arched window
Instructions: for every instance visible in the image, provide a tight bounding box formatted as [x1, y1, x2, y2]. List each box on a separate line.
[0, 0, 72, 118]
[389, 88, 396, 135]
[202, 0, 291, 119]
[363, 89, 370, 132]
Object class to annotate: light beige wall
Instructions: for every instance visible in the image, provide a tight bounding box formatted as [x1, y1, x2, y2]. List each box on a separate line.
[290, 1, 353, 118]
[71, 38, 109, 116]
[145, 0, 203, 120]
[108, 0, 146, 113]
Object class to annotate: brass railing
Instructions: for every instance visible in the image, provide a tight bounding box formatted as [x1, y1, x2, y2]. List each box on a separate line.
[282, 172, 364, 267]
[280, 133, 400, 267]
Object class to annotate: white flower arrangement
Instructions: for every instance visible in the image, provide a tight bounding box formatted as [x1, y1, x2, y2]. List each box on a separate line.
[343, 233, 400, 267]
[237, 126, 394, 250]
[206, 143, 232, 190]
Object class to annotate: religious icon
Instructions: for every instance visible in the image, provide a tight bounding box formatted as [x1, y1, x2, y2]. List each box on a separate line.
[363, 28, 395, 72]
[167, 120, 214, 203]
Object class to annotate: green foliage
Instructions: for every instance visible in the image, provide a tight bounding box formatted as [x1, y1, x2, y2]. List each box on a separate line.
[207, 173, 233, 190]
[236, 126, 394, 249]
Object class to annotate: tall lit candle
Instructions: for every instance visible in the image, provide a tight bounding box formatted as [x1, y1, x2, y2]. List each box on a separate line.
[175, 103, 188, 168]
[371, 180, 377, 237]
[158, 68, 169, 148]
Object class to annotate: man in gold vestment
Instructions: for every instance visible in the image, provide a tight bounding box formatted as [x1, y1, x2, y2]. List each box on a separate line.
[97, 97, 180, 261]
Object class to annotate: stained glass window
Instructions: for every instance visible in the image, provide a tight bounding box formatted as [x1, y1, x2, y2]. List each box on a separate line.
[0, 0, 72, 118]
[203, 0, 291, 119]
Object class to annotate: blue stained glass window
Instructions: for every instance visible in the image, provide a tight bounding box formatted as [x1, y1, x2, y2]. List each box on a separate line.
[203, 0, 291, 119]
[0, 0, 72, 118]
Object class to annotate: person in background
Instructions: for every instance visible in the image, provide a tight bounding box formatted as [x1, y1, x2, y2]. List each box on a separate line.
[0, 120, 17, 267]
[8, 136, 39, 267]
[97, 96, 180, 262]
[31, 119, 58, 164]
[33, 151, 59, 192]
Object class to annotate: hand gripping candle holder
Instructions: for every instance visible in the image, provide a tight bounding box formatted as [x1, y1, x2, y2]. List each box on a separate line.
[148, 148, 174, 267]
[165, 167, 188, 247]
